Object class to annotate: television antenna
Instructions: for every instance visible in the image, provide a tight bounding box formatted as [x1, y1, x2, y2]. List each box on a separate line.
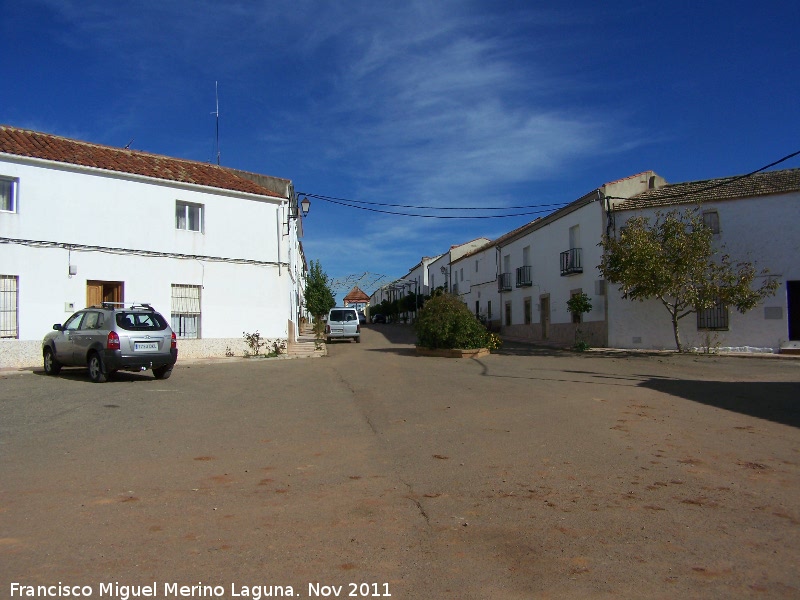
[212, 81, 220, 165]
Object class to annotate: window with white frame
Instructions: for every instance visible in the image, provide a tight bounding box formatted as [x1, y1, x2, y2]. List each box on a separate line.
[175, 201, 203, 232]
[0, 275, 19, 338]
[171, 284, 201, 338]
[697, 299, 729, 330]
[1, 177, 18, 212]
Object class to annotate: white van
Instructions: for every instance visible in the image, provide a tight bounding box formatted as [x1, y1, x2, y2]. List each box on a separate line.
[325, 307, 361, 343]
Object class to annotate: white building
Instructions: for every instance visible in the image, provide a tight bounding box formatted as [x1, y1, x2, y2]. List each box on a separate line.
[450, 240, 499, 329]
[493, 172, 663, 347]
[428, 238, 491, 295]
[0, 126, 307, 368]
[607, 168, 800, 352]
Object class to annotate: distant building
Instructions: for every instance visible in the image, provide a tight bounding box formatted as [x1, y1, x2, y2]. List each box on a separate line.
[343, 286, 370, 311]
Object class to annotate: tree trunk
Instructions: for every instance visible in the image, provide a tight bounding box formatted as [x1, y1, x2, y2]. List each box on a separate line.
[671, 312, 683, 352]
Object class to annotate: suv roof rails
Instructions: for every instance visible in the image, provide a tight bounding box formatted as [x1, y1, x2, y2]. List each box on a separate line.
[127, 303, 155, 311]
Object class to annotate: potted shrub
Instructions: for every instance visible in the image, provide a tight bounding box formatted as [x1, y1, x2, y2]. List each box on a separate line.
[414, 293, 492, 357]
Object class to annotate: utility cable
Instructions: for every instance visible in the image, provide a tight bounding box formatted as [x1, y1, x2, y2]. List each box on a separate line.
[605, 149, 800, 202]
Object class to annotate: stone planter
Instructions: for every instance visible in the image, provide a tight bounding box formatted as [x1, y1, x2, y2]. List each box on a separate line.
[415, 346, 490, 358]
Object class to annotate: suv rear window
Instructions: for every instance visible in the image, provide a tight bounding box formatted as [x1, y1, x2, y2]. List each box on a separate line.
[329, 309, 357, 322]
[116, 311, 168, 331]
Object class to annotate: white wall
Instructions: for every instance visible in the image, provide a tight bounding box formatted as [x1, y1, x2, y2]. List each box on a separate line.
[452, 245, 499, 322]
[0, 156, 294, 365]
[607, 193, 800, 351]
[499, 201, 607, 333]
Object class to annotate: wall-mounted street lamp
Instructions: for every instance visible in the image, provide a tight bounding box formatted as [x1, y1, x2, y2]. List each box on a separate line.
[285, 193, 311, 235]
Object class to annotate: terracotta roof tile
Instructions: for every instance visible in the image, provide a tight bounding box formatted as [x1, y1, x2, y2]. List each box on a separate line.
[0, 125, 286, 198]
[615, 168, 800, 210]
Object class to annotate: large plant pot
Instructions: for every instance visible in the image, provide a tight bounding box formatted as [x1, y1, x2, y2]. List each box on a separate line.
[415, 346, 490, 358]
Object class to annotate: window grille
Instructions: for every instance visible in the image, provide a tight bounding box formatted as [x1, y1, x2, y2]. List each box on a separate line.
[697, 299, 728, 330]
[0, 275, 19, 338]
[702, 210, 720, 234]
[171, 284, 201, 339]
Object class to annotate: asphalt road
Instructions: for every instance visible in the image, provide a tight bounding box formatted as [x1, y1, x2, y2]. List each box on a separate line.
[1, 325, 799, 599]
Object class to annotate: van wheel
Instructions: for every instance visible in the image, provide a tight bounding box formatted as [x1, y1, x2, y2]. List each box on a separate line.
[43, 347, 62, 375]
[88, 353, 108, 383]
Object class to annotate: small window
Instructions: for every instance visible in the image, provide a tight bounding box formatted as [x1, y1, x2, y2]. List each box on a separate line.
[171, 284, 201, 339]
[0, 275, 19, 338]
[524, 298, 532, 325]
[487, 300, 492, 320]
[176, 201, 203, 232]
[697, 299, 728, 330]
[116, 311, 169, 331]
[80, 311, 105, 330]
[0, 178, 18, 212]
[703, 210, 720, 234]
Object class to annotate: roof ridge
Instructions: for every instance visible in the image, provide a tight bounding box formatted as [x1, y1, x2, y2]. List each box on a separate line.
[0, 124, 287, 198]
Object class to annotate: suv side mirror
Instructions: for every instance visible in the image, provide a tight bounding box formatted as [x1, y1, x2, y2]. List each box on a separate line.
[53, 324, 64, 331]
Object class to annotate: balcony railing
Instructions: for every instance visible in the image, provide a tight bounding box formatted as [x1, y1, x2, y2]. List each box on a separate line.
[498, 272, 512, 292]
[516, 265, 532, 287]
[560, 248, 583, 276]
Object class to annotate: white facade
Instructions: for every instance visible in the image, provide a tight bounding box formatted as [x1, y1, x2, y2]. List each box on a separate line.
[494, 173, 662, 346]
[608, 191, 800, 352]
[497, 199, 609, 346]
[1, 142, 304, 367]
[451, 242, 500, 328]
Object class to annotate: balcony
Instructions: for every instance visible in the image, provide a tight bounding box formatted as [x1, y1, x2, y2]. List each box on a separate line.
[516, 265, 532, 287]
[497, 272, 512, 292]
[560, 248, 583, 276]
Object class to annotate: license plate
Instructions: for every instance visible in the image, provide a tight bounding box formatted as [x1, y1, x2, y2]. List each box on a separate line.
[134, 342, 159, 351]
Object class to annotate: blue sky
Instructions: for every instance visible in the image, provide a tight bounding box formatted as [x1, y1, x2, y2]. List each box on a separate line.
[3, 0, 799, 299]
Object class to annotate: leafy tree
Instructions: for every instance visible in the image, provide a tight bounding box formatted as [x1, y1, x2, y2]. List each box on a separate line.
[566, 292, 593, 351]
[599, 208, 778, 352]
[305, 260, 336, 319]
[414, 293, 489, 350]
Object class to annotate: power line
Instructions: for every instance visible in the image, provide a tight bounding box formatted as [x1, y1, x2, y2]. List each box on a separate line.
[301, 195, 569, 219]
[300, 193, 569, 211]
[301, 149, 800, 218]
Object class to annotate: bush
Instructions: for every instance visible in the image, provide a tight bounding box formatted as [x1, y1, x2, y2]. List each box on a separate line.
[414, 293, 490, 350]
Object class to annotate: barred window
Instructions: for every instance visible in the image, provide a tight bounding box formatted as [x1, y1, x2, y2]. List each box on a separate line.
[697, 299, 729, 330]
[171, 284, 201, 339]
[1, 275, 19, 338]
[702, 210, 720, 234]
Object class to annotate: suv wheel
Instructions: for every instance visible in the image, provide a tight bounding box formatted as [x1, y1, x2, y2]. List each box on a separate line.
[43, 347, 62, 375]
[153, 365, 172, 380]
[88, 353, 108, 383]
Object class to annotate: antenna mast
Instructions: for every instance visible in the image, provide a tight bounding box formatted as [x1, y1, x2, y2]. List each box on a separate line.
[213, 81, 220, 165]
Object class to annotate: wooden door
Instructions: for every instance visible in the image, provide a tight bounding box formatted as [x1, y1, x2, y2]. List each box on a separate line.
[86, 281, 123, 307]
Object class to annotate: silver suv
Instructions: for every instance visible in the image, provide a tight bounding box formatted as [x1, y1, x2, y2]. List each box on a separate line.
[42, 303, 178, 382]
[325, 307, 361, 343]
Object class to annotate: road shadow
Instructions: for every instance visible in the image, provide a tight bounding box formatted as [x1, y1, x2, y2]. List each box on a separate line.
[638, 378, 800, 428]
[32, 369, 156, 383]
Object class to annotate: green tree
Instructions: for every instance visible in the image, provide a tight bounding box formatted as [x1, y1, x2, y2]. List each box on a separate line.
[305, 260, 336, 319]
[599, 208, 778, 352]
[566, 292, 593, 351]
